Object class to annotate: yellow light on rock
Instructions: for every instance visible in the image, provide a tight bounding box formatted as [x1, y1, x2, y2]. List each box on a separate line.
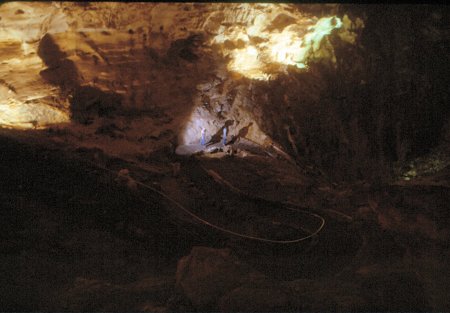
[211, 5, 344, 80]
[0, 97, 69, 130]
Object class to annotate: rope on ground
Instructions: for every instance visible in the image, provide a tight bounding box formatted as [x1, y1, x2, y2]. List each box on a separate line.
[79, 154, 325, 244]
[198, 164, 325, 242]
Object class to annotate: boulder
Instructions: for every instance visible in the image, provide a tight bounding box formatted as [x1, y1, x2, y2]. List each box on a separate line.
[175, 246, 265, 309]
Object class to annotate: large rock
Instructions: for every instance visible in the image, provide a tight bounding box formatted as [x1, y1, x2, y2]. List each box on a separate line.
[175, 246, 265, 310]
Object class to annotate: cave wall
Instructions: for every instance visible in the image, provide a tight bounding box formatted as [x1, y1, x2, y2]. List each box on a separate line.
[246, 4, 450, 182]
[329, 4, 449, 181]
[1, 2, 448, 181]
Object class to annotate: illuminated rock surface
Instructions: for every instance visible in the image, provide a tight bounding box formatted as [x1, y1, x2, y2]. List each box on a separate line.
[0, 3, 70, 129]
[0, 2, 360, 144]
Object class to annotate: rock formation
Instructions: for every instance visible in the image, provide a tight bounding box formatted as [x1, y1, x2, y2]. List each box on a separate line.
[0, 3, 449, 312]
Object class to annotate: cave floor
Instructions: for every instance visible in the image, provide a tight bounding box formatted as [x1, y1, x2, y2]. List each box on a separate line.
[1, 128, 449, 311]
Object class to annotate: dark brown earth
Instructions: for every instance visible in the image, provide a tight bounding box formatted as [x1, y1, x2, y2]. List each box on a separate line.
[1, 130, 449, 311]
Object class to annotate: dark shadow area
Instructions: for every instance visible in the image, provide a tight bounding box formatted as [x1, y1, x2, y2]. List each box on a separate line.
[38, 33, 122, 124]
[233, 122, 253, 144]
[38, 33, 80, 90]
[0, 135, 197, 311]
[207, 120, 235, 146]
[166, 34, 203, 63]
[250, 5, 450, 183]
[70, 86, 122, 124]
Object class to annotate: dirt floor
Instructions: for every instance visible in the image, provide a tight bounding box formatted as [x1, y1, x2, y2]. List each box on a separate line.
[1, 129, 449, 311]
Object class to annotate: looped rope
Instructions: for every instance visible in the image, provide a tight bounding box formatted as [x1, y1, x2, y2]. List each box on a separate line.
[81, 155, 325, 244]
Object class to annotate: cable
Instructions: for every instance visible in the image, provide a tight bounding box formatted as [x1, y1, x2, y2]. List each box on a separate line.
[198, 163, 325, 243]
[75, 152, 325, 244]
[1, 130, 326, 244]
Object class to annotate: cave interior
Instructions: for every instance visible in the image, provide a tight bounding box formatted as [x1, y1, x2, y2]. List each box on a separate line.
[0, 2, 449, 312]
